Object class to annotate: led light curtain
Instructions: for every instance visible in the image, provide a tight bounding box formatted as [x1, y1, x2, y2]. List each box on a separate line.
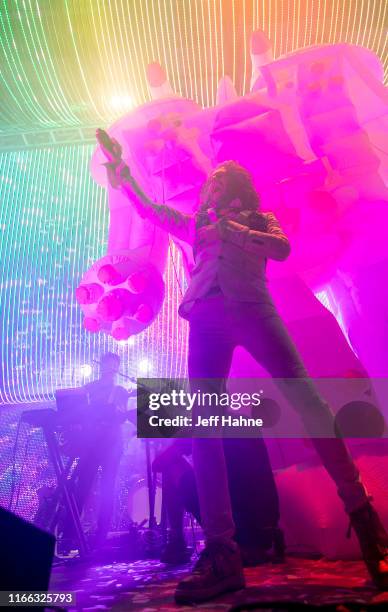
[0, 146, 188, 404]
[0, 0, 386, 133]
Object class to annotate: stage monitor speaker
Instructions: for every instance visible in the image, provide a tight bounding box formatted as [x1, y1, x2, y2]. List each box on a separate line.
[0, 506, 55, 591]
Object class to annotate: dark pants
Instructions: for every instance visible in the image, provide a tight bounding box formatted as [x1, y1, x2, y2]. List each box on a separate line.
[163, 438, 280, 548]
[188, 295, 368, 542]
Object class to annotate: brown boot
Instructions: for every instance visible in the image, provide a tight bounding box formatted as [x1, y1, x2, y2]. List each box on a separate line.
[349, 501, 388, 590]
[174, 539, 245, 604]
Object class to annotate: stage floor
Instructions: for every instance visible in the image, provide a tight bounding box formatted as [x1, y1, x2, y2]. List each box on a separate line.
[50, 554, 388, 611]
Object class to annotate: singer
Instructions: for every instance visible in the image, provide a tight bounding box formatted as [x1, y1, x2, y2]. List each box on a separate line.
[96, 128, 388, 604]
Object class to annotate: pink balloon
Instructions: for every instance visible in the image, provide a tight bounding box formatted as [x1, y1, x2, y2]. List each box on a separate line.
[127, 271, 148, 294]
[97, 264, 124, 285]
[134, 303, 153, 323]
[75, 283, 103, 304]
[83, 317, 101, 333]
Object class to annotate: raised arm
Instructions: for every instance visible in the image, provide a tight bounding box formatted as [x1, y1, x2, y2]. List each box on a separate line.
[218, 212, 291, 261]
[96, 128, 195, 244]
[117, 163, 195, 244]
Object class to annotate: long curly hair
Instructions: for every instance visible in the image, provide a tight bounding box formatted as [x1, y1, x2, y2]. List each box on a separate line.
[195, 161, 261, 229]
[199, 161, 260, 212]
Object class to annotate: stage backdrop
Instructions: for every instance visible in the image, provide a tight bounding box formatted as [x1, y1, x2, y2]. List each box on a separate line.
[0, 0, 386, 134]
[0, 144, 188, 526]
[0, 145, 189, 405]
[1, 0, 386, 542]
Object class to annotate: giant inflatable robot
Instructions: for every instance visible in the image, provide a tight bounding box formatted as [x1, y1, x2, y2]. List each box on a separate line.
[78, 30, 388, 379]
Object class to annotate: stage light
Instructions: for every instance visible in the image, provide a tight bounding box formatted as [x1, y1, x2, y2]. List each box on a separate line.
[138, 358, 152, 375]
[79, 364, 92, 378]
[110, 95, 134, 111]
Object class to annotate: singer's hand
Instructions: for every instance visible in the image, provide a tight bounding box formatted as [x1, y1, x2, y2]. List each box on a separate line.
[216, 218, 250, 249]
[218, 218, 246, 232]
[96, 128, 122, 164]
[196, 217, 241, 247]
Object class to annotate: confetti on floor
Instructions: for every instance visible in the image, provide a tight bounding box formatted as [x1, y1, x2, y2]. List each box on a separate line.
[50, 553, 388, 611]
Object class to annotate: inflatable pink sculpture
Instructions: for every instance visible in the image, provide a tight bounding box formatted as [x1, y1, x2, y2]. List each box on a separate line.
[79, 32, 388, 377]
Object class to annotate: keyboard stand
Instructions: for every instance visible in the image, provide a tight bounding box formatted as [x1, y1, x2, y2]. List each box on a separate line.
[22, 409, 89, 557]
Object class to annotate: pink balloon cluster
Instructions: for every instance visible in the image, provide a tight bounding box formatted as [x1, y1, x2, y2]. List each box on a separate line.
[76, 251, 164, 340]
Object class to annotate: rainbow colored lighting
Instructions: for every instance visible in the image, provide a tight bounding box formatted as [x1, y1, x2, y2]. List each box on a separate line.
[0, 1, 386, 134]
[0, 146, 188, 404]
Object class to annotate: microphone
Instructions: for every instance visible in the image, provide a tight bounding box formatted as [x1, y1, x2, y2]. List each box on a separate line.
[207, 208, 218, 223]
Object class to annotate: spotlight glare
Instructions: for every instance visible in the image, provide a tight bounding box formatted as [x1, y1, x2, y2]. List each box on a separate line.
[138, 358, 152, 375]
[110, 94, 133, 111]
[80, 363, 92, 378]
